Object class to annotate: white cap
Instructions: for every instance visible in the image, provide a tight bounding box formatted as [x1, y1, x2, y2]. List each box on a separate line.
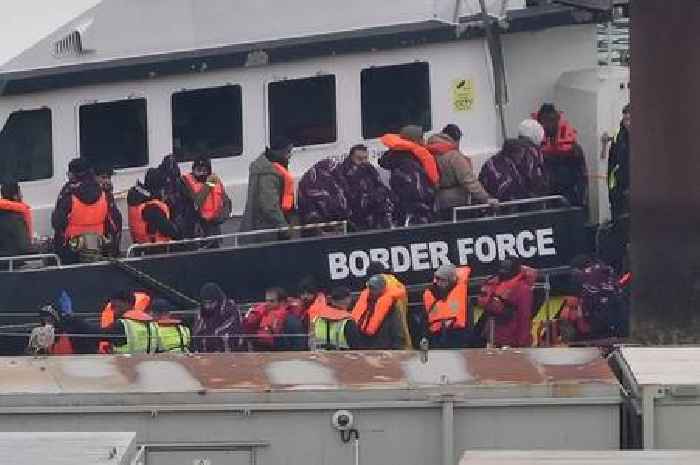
[518, 119, 545, 146]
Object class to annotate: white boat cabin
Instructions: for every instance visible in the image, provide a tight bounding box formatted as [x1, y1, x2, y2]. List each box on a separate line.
[0, 0, 629, 237]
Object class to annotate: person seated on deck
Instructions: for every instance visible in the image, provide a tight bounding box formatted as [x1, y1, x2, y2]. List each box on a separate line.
[182, 156, 232, 239]
[422, 264, 485, 349]
[94, 165, 123, 257]
[98, 290, 152, 354]
[192, 282, 242, 353]
[27, 291, 96, 355]
[365, 262, 413, 349]
[534, 104, 588, 207]
[348, 274, 407, 350]
[378, 125, 439, 226]
[240, 138, 296, 240]
[296, 158, 349, 230]
[0, 181, 33, 258]
[242, 287, 306, 351]
[310, 286, 357, 350]
[555, 256, 629, 344]
[426, 125, 497, 221]
[149, 298, 192, 353]
[478, 137, 548, 203]
[51, 158, 118, 264]
[127, 168, 182, 247]
[288, 276, 326, 332]
[158, 154, 198, 239]
[478, 259, 535, 348]
[334, 144, 396, 231]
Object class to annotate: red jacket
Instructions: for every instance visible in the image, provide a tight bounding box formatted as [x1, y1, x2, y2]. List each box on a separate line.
[479, 273, 534, 347]
[242, 302, 289, 348]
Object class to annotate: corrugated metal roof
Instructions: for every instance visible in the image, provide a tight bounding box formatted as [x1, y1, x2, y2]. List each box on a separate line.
[0, 432, 136, 465]
[618, 347, 700, 386]
[460, 450, 700, 465]
[0, 349, 618, 407]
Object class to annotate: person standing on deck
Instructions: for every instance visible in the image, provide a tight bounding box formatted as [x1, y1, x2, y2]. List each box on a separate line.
[426, 126, 496, 220]
[182, 156, 231, 238]
[334, 144, 396, 231]
[240, 138, 296, 239]
[378, 125, 439, 226]
[0, 181, 33, 258]
[534, 104, 588, 207]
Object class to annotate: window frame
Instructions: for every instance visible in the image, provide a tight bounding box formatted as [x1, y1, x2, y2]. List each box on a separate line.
[265, 73, 339, 151]
[359, 61, 433, 141]
[0, 105, 55, 184]
[76, 95, 150, 173]
[170, 83, 245, 162]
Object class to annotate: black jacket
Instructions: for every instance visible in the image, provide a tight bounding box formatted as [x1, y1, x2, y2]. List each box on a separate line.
[0, 209, 30, 257]
[127, 184, 181, 240]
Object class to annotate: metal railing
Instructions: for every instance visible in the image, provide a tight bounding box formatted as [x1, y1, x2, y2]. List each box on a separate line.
[0, 253, 62, 272]
[452, 195, 570, 223]
[126, 221, 348, 258]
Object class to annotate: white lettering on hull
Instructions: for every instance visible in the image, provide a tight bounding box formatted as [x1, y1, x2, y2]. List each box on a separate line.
[328, 228, 557, 280]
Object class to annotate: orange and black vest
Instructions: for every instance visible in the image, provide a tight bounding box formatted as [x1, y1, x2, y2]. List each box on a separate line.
[423, 267, 471, 334]
[0, 199, 33, 238]
[380, 133, 440, 185]
[271, 162, 295, 214]
[64, 193, 108, 240]
[98, 292, 152, 354]
[183, 173, 225, 221]
[351, 285, 406, 336]
[532, 111, 578, 156]
[128, 199, 172, 244]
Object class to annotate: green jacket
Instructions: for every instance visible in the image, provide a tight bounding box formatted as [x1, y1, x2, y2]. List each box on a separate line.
[240, 153, 289, 233]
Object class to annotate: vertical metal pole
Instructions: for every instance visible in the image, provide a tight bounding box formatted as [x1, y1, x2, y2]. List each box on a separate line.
[442, 401, 455, 465]
[641, 386, 656, 449]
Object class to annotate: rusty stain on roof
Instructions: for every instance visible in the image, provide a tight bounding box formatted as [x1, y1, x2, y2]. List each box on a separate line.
[0, 348, 617, 398]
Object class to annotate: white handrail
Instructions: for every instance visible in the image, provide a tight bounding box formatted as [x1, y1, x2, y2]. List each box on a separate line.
[126, 220, 348, 258]
[452, 195, 569, 222]
[0, 253, 62, 271]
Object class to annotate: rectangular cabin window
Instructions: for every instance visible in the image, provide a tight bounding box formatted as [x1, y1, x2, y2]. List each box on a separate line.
[79, 98, 148, 169]
[172, 85, 243, 161]
[361, 62, 432, 139]
[268, 75, 337, 147]
[0, 108, 53, 182]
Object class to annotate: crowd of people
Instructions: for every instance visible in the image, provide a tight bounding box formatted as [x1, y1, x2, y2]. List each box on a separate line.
[27, 253, 630, 356]
[0, 102, 632, 262]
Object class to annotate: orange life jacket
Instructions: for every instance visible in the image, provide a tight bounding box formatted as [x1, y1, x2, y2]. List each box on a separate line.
[128, 199, 173, 244]
[380, 133, 440, 186]
[272, 162, 295, 213]
[307, 294, 328, 322]
[423, 267, 471, 334]
[351, 285, 406, 336]
[49, 335, 74, 355]
[0, 199, 33, 238]
[532, 111, 578, 156]
[98, 292, 152, 354]
[183, 173, 225, 221]
[64, 193, 108, 239]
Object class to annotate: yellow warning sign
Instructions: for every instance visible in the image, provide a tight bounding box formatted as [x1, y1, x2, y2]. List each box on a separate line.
[452, 79, 475, 112]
